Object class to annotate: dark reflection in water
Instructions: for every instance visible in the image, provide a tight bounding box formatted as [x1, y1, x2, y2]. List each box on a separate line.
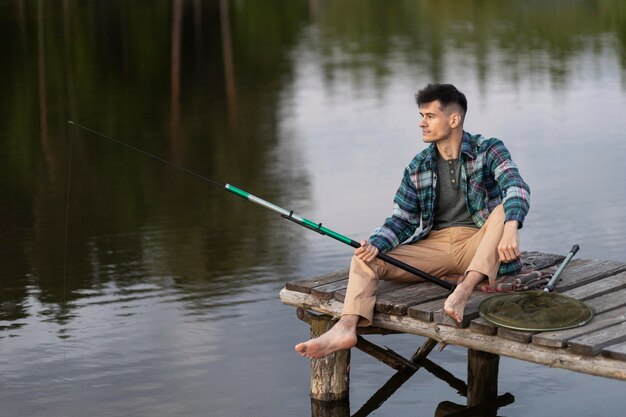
[1, 1, 626, 416]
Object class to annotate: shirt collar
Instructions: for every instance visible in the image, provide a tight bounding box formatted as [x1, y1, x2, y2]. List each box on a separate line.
[460, 131, 475, 160]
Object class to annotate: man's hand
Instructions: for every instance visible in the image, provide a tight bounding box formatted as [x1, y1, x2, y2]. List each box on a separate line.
[354, 240, 379, 263]
[498, 220, 520, 262]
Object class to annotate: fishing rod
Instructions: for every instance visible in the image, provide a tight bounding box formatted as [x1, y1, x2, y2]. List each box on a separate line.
[67, 121, 455, 291]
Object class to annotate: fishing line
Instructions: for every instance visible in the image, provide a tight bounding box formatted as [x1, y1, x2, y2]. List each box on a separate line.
[63, 125, 73, 305]
[65, 121, 454, 291]
[60, 119, 75, 396]
[67, 121, 225, 189]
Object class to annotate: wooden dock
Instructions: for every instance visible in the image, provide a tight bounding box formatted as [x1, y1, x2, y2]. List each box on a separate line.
[280, 251, 626, 413]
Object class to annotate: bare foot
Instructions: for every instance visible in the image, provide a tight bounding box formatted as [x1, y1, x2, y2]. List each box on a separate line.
[295, 315, 359, 359]
[443, 284, 473, 324]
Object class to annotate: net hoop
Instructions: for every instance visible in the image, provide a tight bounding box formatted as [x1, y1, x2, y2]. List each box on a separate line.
[478, 291, 594, 332]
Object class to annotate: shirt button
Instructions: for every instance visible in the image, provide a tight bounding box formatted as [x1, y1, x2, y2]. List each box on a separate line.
[451, 179, 456, 183]
[450, 170, 454, 174]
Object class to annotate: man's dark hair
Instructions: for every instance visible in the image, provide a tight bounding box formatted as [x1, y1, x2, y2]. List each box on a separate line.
[415, 84, 467, 118]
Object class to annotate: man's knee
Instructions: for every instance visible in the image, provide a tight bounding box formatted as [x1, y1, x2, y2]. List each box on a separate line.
[350, 254, 383, 277]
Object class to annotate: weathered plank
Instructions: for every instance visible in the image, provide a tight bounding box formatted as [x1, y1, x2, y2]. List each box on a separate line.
[311, 279, 349, 300]
[532, 305, 626, 348]
[553, 258, 626, 292]
[285, 269, 349, 294]
[561, 271, 626, 301]
[407, 298, 446, 322]
[374, 282, 449, 315]
[568, 321, 626, 356]
[602, 340, 626, 361]
[334, 280, 412, 303]
[496, 328, 535, 344]
[469, 317, 498, 336]
[585, 287, 626, 315]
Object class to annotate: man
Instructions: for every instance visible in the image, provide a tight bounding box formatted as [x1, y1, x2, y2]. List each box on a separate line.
[295, 83, 530, 359]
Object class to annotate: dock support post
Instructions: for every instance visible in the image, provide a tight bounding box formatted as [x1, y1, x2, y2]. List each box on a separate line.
[306, 312, 350, 401]
[467, 349, 500, 407]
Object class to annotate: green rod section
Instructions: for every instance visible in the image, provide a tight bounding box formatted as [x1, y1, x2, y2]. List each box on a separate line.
[224, 183, 454, 290]
[225, 183, 352, 245]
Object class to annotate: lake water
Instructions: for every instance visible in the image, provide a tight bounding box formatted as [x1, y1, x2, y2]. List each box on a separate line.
[1, 1, 625, 416]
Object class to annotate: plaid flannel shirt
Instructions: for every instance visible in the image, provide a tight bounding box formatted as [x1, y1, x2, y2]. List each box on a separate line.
[369, 131, 530, 276]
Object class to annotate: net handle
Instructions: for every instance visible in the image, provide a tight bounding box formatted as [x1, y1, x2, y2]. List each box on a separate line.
[544, 244, 579, 292]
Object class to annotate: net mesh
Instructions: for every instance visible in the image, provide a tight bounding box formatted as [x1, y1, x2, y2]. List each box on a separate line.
[478, 291, 593, 331]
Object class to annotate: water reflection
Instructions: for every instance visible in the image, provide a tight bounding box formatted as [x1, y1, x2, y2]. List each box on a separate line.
[1, 1, 626, 416]
[310, 357, 514, 417]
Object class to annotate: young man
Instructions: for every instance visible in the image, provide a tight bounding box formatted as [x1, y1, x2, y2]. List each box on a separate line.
[295, 84, 530, 359]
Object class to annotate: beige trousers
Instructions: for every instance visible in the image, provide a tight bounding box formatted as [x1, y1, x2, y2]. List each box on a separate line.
[343, 205, 506, 326]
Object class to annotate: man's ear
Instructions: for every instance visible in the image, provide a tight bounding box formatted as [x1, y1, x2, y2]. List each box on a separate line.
[449, 112, 461, 128]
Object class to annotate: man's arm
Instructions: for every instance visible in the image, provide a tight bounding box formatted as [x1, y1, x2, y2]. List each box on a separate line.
[486, 140, 530, 262]
[498, 220, 521, 262]
[487, 139, 531, 229]
[368, 167, 422, 254]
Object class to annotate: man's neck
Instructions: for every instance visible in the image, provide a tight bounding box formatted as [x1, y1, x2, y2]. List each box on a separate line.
[435, 129, 463, 160]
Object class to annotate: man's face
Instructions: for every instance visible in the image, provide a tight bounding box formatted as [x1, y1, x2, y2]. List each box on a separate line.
[418, 100, 454, 143]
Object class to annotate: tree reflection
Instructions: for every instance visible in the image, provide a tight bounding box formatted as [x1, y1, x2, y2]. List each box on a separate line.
[0, 0, 625, 331]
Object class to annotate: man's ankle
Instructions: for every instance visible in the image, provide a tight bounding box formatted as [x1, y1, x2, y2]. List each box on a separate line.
[338, 314, 360, 329]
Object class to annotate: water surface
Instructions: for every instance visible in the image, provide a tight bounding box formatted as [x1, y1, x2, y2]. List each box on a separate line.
[1, 1, 626, 416]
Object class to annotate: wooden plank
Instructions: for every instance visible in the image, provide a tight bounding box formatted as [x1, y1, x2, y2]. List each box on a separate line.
[497, 328, 534, 344]
[311, 279, 349, 300]
[585, 287, 626, 315]
[285, 269, 348, 294]
[279, 288, 626, 380]
[407, 298, 445, 322]
[334, 280, 411, 303]
[602, 340, 626, 361]
[569, 321, 626, 356]
[552, 258, 626, 292]
[533, 306, 626, 348]
[561, 271, 626, 301]
[374, 282, 449, 315]
[469, 317, 498, 336]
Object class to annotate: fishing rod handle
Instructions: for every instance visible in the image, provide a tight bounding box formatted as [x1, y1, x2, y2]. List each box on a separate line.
[349, 240, 454, 291]
[377, 252, 455, 291]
